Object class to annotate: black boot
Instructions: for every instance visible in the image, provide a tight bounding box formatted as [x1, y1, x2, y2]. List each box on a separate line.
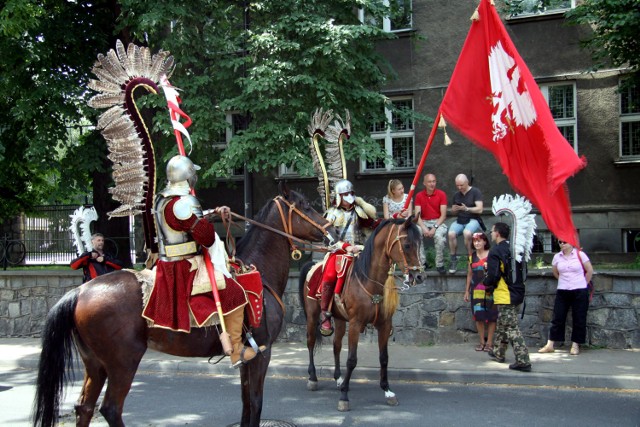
[319, 281, 335, 336]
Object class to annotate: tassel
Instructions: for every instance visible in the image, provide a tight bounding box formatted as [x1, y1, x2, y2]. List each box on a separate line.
[470, 7, 480, 21]
[443, 129, 453, 146]
[439, 116, 454, 145]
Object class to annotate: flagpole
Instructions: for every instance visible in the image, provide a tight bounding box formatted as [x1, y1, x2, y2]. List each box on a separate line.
[404, 110, 442, 210]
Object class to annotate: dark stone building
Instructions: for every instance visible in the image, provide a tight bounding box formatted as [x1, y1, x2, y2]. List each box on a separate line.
[203, 1, 640, 257]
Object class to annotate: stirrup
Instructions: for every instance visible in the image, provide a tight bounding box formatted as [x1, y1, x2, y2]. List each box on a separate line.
[319, 312, 334, 336]
[232, 345, 267, 369]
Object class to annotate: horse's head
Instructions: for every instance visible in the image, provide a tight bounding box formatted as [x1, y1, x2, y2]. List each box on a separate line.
[384, 216, 425, 287]
[275, 182, 338, 254]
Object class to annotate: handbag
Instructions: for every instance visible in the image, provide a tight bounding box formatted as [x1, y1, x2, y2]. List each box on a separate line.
[576, 249, 594, 302]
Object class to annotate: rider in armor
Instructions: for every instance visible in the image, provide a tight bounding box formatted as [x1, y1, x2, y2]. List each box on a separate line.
[143, 155, 265, 368]
[319, 179, 376, 336]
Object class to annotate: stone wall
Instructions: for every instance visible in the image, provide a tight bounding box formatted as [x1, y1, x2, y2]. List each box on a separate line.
[280, 270, 640, 349]
[1, 269, 638, 349]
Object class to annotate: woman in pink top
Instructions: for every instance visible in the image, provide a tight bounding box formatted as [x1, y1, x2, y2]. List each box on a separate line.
[539, 240, 594, 355]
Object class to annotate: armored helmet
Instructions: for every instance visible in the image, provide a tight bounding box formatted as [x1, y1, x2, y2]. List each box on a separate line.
[166, 155, 200, 188]
[334, 179, 356, 207]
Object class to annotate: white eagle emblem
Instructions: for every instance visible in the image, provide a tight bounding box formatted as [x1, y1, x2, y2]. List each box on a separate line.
[489, 41, 537, 142]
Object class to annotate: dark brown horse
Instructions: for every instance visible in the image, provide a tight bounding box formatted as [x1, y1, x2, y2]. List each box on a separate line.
[33, 184, 336, 427]
[299, 217, 424, 411]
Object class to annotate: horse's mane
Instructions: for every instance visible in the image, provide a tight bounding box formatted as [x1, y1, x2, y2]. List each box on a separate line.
[236, 190, 307, 255]
[353, 218, 421, 282]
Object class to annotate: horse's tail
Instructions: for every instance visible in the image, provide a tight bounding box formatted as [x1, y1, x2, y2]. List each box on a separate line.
[298, 260, 315, 316]
[33, 287, 80, 427]
[382, 274, 399, 319]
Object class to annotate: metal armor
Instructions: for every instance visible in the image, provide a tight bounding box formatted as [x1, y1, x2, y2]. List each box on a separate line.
[155, 194, 202, 261]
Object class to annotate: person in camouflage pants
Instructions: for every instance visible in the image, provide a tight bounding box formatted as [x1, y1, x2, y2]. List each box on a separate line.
[493, 304, 531, 366]
[484, 222, 531, 371]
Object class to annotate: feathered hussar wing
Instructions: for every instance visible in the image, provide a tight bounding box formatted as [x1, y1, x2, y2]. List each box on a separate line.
[87, 40, 174, 224]
[492, 194, 537, 262]
[308, 108, 334, 210]
[69, 206, 98, 255]
[324, 110, 351, 204]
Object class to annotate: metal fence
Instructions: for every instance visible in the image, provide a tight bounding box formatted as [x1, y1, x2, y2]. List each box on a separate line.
[21, 205, 135, 265]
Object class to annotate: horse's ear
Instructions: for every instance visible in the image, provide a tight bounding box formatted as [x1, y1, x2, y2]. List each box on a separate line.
[278, 180, 290, 199]
[403, 216, 413, 229]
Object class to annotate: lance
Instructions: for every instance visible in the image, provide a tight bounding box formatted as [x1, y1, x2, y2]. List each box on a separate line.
[160, 76, 233, 356]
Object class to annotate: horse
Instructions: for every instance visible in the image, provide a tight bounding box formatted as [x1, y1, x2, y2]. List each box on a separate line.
[299, 217, 424, 411]
[33, 183, 337, 427]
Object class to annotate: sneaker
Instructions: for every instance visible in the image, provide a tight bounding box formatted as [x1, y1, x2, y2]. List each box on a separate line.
[487, 350, 505, 363]
[436, 266, 446, 274]
[509, 362, 532, 372]
[448, 255, 458, 274]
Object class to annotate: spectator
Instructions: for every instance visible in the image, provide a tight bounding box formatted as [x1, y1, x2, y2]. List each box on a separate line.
[464, 232, 498, 351]
[414, 173, 448, 273]
[447, 174, 483, 273]
[382, 179, 412, 219]
[70, 233, 124, 283]
[484, 222, 531, 372]
[538, 240, 593, 356]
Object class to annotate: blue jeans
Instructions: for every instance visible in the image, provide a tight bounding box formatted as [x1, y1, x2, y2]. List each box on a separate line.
[448, 218, 481, 236]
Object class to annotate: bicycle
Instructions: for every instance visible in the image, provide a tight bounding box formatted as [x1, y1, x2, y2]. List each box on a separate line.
[0, 235, 27, 270]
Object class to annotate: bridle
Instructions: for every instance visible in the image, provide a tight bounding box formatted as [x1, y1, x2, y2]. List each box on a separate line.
[384, 222, 423, 288]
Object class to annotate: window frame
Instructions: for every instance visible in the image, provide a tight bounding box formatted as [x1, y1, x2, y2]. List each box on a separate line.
[213, 112, 245, 179]
[540, 82, 578, 153]
[506, 0, 576, 19]
[619, 79, 640, 160]
[358, 0, 412, 33]
[360, 97, 416, 173]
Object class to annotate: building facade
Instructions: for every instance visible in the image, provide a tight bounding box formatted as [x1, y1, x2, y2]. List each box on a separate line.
[202, 0, 639, 257]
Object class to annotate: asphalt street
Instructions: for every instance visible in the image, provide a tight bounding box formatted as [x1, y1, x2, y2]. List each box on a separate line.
[1, 369, 639, 427]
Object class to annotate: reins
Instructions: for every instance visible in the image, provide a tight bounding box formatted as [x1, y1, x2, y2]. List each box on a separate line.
[209, 196, 332, 260]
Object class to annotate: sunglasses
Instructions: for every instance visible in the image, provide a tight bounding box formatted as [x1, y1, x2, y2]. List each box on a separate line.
[558, 241, 566, 245]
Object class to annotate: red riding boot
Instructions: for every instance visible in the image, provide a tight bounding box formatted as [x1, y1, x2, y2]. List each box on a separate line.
[319, 281, 335, 336]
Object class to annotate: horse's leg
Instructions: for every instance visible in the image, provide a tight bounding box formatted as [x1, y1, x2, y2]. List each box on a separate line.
[239, 352, 270, 427]
[74, 356, 107, 427]
[333, 319, 346, 388]
[337, 321, 362, 412]
[377, 320, 398, 406]
[305, 296, 320, 391]
[74, 277, 148, 427]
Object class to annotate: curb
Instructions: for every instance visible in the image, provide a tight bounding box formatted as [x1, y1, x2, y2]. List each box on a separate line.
[6, 354, 639, 391]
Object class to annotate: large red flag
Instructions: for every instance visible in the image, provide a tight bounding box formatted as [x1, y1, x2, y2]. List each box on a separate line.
[439, 0, 586, 246]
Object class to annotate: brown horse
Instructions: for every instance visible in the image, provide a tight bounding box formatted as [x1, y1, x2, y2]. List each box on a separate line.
[299, 217, 424, 411]
[33, 184, 337, 427]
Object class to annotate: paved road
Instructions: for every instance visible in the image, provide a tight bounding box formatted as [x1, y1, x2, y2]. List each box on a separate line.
[2, 368, 639, 427]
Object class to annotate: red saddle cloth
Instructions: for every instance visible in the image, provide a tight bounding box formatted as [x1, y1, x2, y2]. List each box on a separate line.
[306, 263, 324, 300]
[142, 259, 264, 332]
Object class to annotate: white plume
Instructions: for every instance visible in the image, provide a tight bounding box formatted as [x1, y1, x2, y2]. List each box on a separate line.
[492, 194, 536, 262]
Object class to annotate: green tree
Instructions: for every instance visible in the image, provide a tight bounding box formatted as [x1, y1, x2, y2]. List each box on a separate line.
[0, 1, 420, 263]
[567, 0, 640, 85]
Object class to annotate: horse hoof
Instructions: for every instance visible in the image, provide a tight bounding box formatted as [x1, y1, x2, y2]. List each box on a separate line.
[337, 400, 350, 412]
[386, 396, 399, 406]
[307, 380, 318, 391]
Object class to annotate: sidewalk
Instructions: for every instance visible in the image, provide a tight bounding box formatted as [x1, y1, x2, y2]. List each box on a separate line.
[1, 338, 638, 390]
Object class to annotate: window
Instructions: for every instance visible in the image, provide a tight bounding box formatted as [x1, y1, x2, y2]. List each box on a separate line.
[359, 0, 412, 33]
[620, 80, 640, 159]
[506, 0, 575, 17]
[213, 112, 246, 177]
[541, 83, 577, 151]
[278, 164, 298, 177]
[361, 98, 415, 172]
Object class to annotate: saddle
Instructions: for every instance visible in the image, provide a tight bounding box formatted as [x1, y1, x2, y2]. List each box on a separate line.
[136, 257, 264, 331]
[305, 260, 350, 319]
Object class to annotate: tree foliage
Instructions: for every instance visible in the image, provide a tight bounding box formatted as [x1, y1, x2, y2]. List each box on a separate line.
[567, 0, 640, 84]
[0, 0, 413, 224]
